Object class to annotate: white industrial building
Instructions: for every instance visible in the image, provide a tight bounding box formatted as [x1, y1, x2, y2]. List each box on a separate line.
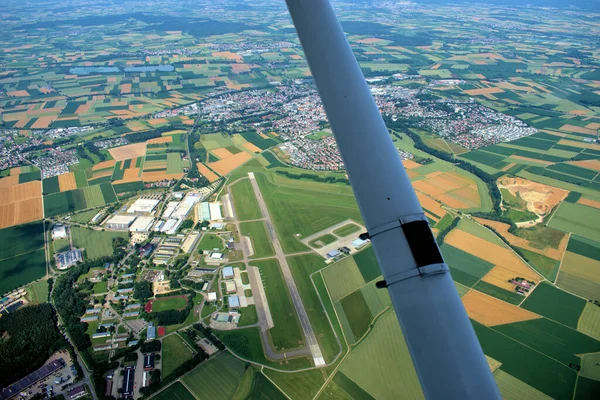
[127, 198, 160, 214]
[105, 215, 137, 230]
[199, 202, 223, 221]
[172, 193, 201, 219]
[161, 201, 179, 220]
[129, 216, 155, 232]
[52, 225, 67, 239]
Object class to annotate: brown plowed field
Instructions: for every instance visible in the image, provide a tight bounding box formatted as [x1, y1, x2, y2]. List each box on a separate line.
[108, 143, 147, 161]
[416, 192, 446, 219]
[402, 159, 421, 169]
[473, 217, 567, 260]
[58, 173, 77, 192]
[445, 229, 542, 283]
[208, 152, 252, 176]
[197, 163, 219, 183]
[570, 160, 600, 172]
[462, 290, 540, 326]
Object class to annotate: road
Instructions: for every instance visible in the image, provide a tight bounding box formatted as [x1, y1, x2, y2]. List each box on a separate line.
[247, 172, 326, 367]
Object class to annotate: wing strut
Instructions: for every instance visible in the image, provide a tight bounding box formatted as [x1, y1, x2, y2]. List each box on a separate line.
[284, 0, 501, 398]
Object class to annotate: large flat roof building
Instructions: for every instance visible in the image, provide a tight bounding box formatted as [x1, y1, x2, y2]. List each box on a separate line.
[52, 225, 67, 240]
[127, 198, 160, 214]
[105, 215, 137, 230]
[129, 216, 155, 232]
[208, 202, 223, 221]
[222, 266, 234, 279]
[56, 249, 83, 270]
[228, 295, 240, 309]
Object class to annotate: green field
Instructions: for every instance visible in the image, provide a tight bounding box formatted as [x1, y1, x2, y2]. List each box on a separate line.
[580, 352, 600, 381]
[339, 309, 423, 399]
[166, 152, 185, 174]
[43, 182, 117, 217]
[182, 352, 246, 400]
[152, 296, 187, 312]
[578, 303, 600, 341]
[331, 372, 374, 400]
[53, 238, 71, 253]
[521, 282, 586, 328]
[340, 290, 373, 341]
[246, 371, 287, 399]
[308, 233, 337, 248]
[253, 259, 304, 351]
[42, 176, 60, 194]
[256, 172, 362, 253]
[70, 209, 101, 224]
[352, 246, 381, 283]
[287, 254, 339, 363]
[332, 223, 361, 237]
[567, 235, 600, 261]
[198, 233, 223, 252]
[473, 281, 523, 305]
[71, 227, 129, 260]
[494, 370, 552, 400]
[575, 377, 600, 400]
[517, 247, 560, 282]
[0, 249, 46, 295]
[93, 281, 108, 294]
[360, 279, 392, 316]
[240, 221, 274, 259]
[230, 179, 262, 221]
[161, 334, 193, 378]
[263, 368, 326, 400]
[238, 305, 258, 326]
[441, 244, 495, 287]
[548, 202, 600, 242]
[240, 131, 277, 150]
[152, 382, 195, 400]
[0, 221, 45, 259]
[321, 257, 365, 301]
[27, 279, 49, 303]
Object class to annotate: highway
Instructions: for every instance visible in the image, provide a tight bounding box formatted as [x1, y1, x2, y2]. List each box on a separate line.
[247, 172, 325, 367]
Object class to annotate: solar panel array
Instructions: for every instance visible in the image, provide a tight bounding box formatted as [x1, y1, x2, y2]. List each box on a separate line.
[0, 359, 65, 400]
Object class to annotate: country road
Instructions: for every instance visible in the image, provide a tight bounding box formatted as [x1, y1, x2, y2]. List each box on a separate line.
[247, 172, 326, 367]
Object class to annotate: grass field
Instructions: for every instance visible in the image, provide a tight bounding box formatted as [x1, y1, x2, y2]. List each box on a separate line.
[557, 251, 600, 301]
[331, 372, 374, 400]
[230, 179, 262, 221]
[182, 352, 246, 400]
[253, 259, 304, 351]
[339, 309, 423, 399]
[238, 305, 258, 326]
[580, 352, 600, 381]
[152, 382, 195, 400]
[161, 334, 193, 378]
[0, 221, 45, 259]
[494, 370, 552, 400]
[287, 254, 339, 363]
[308, 233, 337, 248]
[549, 202, 600, 242]
[240, 221, 274, 259]
[152, 297, 187, 312]
[43, 182, 116, 217]
[263, 368, 326, 400]
[27, 279, 49, 303]
[352, 246, 381, 283]
[521, 282, 586, 328]
[198, 233, 223, 252]
[441, 244, 495, 287]
[53, 238, 70, 253]
[321, 257, 365, 302]
[332, 223, 361, 237]
[340, 290, 373, 341]
[70, 209, 100, 224]
[575, 377, 600, 400]
[578, 303, 600, 341]
[246, 371, 286, 399]
[71, 227, 128, 260]
[93, 281, 108, 294]
[360, 280, 392, 316]
[0, 249, 46, 294]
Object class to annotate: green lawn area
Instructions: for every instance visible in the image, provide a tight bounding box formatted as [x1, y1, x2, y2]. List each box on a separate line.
[53, 238, 71, 253]
[308, 233, 337, 248]
[238, 305, 258, 327]
[253, 259, 304, 351]
[230, 179, 262, 221]
[71, 227, 128, 260]
[152, 296, 187, 312]
[182, 352, 246, 400]
[93, 281, 108, 294]
[240, 221, 274, 259]
[161, 334, 193, 378]
[27, 279, 49, 303]
[332, 223, 361, 237]
[263, 368, 326, 400]
[198, 233, 223, 252]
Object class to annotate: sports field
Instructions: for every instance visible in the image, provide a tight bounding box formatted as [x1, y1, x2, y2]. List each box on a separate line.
[71, 227, 128, 260]
[181, 352, 246, 400]
[240, 221, 274, 258]
[339, 309, 423, 399]
[161, 334, 193, 377]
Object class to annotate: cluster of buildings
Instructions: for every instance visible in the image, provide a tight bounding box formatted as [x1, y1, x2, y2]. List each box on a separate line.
[32, 148, 79, 179]
[42, 126, 94, 139]
[279, 136, 344, 170]
[0, 288, 28, 315]
[509, 277, 537, 296]
[93, 137, 128, 150]
[152, 102, 200, 119]
[0, 130, 52, 171]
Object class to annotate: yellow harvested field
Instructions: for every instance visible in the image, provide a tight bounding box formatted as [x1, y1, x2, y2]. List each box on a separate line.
[0, 181, 41, 205]
[464, 87, 504, 96]
[0, 175, 19, 188]
[561, 252, 600, 285]
[148, 118, 169, 125]
[92, 160, 116, 171]
[402, 159, 421, 169]
[558, 139, 600, 151]
[446, 230, 542, 283]
[211, 51, 242, 61]
[147, 136, 173, 144]
[416, 192, 446, 218]
[509, 155, 553, 166]
[462, 290, 540, 326]
[208, 152, 252, 176]
[10, 167, 22, 175]
[570, 159, 600, 172]
[31, 116, 54, 129]
[413, 171, 480, 209]
[437, 194, 470, 209]
[413, 180, 446, 196]
[58, 173, 77, 192]
[114, 168, 142, 184]
[243, 142, 262, 153]
[196, 163, 219, 183]
[474, 217, 567, 260]
[259, 133, 270, 139]
[108, 143, 147, 161]
[211, 147, 234, 159]
[163, 130, 187, 135]
[498, 176, 568, 216]
[0, 197, 44, 229]
[142, 171, 184, 182]
[559, 124, 596, 135]
[578, 197, 600, 209]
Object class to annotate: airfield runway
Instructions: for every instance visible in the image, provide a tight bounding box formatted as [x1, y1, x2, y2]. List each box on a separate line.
[247, 172, 326, 367]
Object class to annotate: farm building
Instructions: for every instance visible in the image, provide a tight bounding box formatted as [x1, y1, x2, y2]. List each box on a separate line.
[352, 238, 369, 249]
[225, 281, 237, 294]
[52, 225, 67, 239]
[222, 266, 234, 279]
[127, 198, 160, 214]
[200, 202, 211, 221]
[129, 216, 155, 232]
[55, 249, 83, 270]
[228, 295, 240, 309]
[105, 215, 137, 230]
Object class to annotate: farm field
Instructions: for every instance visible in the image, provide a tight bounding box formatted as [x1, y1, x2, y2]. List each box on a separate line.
[339, 309, 423, 399]
[412, 170, 484, 211]
[230, 178, 262, 220]
[152, 382, 195, 400]
[252, 258, 305, 351]
[161, 334, 193, 378]
[461, 290, 540, 326]
[0, 222, 46, 294]
[332, 223, 361, 237]
[181, 352, 246, 400]
[321, 256, 365, 302]
[494, 370, 552, 400]
[43, 182, 117, 217]
[521, 282, 586, 329]
[71, 227, 128, 260]
[0, 180, 43, 229]
[263, 369, 325, 400]
[578, 303, 600, 341]
[548, 202, 600, 242]
[557, 251, 600, 302]
[240, 221, 274, 259]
